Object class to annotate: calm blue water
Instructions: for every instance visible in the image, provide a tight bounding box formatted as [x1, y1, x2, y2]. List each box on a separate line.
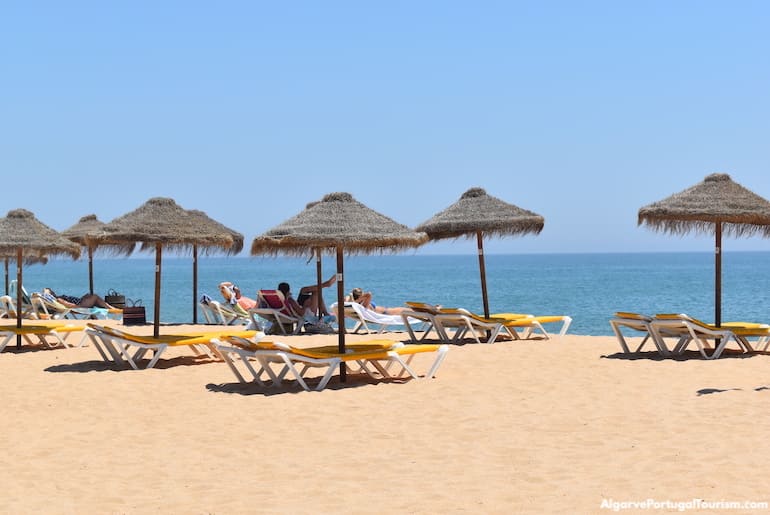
[10, 252, 770, 336]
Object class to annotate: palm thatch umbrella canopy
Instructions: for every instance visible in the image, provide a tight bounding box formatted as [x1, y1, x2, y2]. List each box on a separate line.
[639, 172, 770, 326]
[251, 192, 427, 381]
[63, 214, 135, 295]
[88, 197, 237, 337]
[184, 209, 244, 323]
[0, 209, 80, 347]
[415, 187, 544, 318]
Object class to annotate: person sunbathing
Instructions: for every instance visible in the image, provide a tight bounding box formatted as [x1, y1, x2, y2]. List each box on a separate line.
[277, 274, 336, 317]
[43, 288, 118, 310]
[347, 287, 407, 315]
[219, 282, 257, 312]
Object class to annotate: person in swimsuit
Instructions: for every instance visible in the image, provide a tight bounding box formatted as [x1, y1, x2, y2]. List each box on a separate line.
[219, 282, 257, 312]
[347, 287, 407, 315]
[43, 288, 118, 309]
[277, 274, 336, 317]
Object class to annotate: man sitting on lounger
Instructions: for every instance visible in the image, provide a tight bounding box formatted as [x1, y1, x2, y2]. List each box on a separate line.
[277, 274, 336, 317]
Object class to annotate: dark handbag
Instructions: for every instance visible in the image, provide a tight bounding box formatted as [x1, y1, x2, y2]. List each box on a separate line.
[122, 298, 146, 326]
[105, 289, 126, 309]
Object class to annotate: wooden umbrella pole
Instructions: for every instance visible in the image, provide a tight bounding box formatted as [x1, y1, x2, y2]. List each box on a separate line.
[477, 231, 490, 319]
[192, 244, 198, 324]
[715, 222, 722, 328]
[88, 246, 94, 295]
[16, 248, 22, 349]
[4, 258, 8, 296]
[336, 247, 346, 382]
[154, 243, 162, 338]
[315, 248, 322, 318]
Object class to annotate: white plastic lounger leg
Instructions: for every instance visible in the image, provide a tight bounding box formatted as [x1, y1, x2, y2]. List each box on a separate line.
[145, 344, 168, 369]
[425, 345, 449, 378]
[221, 348, 249, 384]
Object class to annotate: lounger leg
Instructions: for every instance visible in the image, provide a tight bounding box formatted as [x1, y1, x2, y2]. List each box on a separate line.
[403, 319, 420, 343]
[0, 333, 13, 352]
[633, 334, 651, 353]
[273, 354, 313, 391]
[113, 341, 140, 370]
[219, 348, 249, 384]
[425, 346, 449, 378]
[145, 345, 168, 369]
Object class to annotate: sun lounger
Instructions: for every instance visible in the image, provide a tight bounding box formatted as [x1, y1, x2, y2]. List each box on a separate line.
[84, 323, 257, 369]
[491, 312, 572, 339]
[199, 296, 250, 326]
[431, 308, 571, 344]
[400, 302, 449, 342]
[403, 302, 570, 344]
[649, 313, 770, 359]
[331, 301, 421, 334]
[248, 290, 303, 335]
[212, 336, 449, 391]
[30, 292, 121, 321]
[609, 312, 671, 355]
[0, 295, 35, 319]
[0, 322, 86, 352]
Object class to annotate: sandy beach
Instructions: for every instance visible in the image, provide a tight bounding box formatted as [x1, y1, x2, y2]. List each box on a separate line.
[1, 324, 769, 514]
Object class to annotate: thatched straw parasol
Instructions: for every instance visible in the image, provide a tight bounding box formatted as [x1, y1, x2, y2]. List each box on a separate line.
[184, 210, 243, 323]
[251, 192, 427, 381]
[0, 209, 81, 347]
[63, 214, 135, 295]
[415, 187, 544, 318]
[88, 198, 237, 337]
[639, 173, 770, 326]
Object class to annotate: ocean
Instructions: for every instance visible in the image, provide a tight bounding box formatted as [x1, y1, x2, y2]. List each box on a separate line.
[10, 251, 770, 336]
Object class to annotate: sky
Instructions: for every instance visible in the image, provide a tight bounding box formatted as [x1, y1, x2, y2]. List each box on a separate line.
[2, 1, 769, 256]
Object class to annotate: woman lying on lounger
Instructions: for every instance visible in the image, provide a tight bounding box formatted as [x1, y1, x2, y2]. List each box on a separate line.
[347, 287, 407, 315]
[43, 288, 118, 310]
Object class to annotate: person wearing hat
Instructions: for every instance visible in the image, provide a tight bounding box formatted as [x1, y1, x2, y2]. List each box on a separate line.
[219, 282, 257, 312]
[347, 287, 407, 315]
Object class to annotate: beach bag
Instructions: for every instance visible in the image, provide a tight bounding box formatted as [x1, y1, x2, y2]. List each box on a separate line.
[302, 313, 335, 334]
[105, 289, 126, 309]
[122, 298, 146, 326]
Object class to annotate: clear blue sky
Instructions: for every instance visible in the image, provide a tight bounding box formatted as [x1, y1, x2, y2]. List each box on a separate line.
[3, 1, 769, 255]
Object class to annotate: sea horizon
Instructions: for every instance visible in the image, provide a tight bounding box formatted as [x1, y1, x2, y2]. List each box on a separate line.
[10, 250, 770, 337]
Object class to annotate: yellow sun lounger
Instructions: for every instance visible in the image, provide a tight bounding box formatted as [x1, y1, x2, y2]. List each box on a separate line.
[649, 313, 770, 359]
[401, 302, 448, 342]
[0, 322, 86, 352]
[432, 308, 572, 344]
[212, 336, 449, 391]
[402, 302, 571, 343]
[609, 312, 663, 354]
[85, 323, 257, 369]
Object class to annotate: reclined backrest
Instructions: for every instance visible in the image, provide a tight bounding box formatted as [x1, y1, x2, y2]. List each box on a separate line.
[257, 289, 294, 316]
[405, 301, 441, 315]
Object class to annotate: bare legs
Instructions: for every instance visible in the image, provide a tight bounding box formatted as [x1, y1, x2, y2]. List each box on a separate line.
[77, 294, 116, 309]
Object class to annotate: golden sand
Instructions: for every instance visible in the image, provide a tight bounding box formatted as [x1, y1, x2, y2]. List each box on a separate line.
[1, 325, 769, 514]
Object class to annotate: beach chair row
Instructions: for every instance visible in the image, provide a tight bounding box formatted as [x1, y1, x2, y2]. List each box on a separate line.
[400, 302, 572, 344]
[0, 293, 121, 321]
[84, 324, 449, 391]
[610, 312, 770, 359]
[211, 336, 449, 392]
